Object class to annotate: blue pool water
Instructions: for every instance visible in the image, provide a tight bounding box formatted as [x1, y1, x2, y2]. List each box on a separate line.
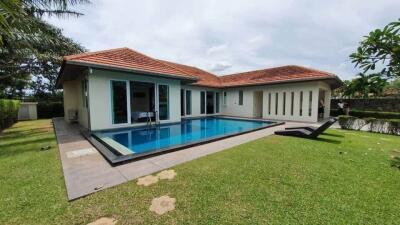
[94, 117, 273, 155]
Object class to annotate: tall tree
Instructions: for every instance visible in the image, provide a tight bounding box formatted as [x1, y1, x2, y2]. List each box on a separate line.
[342, 73, 388, 98]
[0, 0, 89, 98]
[350, 19, 400, 78]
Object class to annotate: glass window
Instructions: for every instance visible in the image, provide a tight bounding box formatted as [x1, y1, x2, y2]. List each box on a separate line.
[130, 81, 155, 123]
[283, 92, 286, 116]
[291, 92, 294, 116]
[180, 89, 185, 116]
[200, 91, 205, 114]
[185, 90, 191, 115]
[158, 85, 169, 120]
[215, 92, 220, 113]
[206, 91, 214, 114]
[268, 93, 271, 115]
[275, 92, 278, 115]
[111, 80, 128, 124]
[239, 90, 243, 105]
[309, 91, 312, 116]
[299, 91, 303, 116]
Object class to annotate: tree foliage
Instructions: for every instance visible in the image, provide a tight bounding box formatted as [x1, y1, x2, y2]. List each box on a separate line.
[350, 19, 400, 78]
[335, 73, 388, 98]
[0, 0, 89, 99]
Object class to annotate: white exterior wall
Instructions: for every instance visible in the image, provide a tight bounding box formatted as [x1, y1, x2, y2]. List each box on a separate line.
[221, 81, 331, 123]
[88, 69, 182, 131]
[221, 88, 254, 118]
[181, 85, 221, 118]
[63, 67, 334, 130]
[63, 77, 89, 128]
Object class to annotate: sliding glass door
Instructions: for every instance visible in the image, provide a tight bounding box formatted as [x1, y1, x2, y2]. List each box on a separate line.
[130, 81, 155, 123]
[158, 85, 169, 120]
[111, 81, 128, 124]
[206, 91, 214, 114]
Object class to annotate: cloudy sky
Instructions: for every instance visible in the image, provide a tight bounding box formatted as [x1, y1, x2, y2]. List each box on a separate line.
[46, 0, 400, 80]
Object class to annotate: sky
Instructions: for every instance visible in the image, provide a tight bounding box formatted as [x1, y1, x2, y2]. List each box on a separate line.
[46, 0, 400, 80]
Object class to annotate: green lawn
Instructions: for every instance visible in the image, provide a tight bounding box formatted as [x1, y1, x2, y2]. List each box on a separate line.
[1, 120, 400, 225]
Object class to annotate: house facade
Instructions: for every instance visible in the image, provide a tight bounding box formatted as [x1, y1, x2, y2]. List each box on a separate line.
[57, 48, 341, 131]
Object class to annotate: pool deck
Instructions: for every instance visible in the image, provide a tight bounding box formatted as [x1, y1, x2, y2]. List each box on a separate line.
[53, 117, 332, 200]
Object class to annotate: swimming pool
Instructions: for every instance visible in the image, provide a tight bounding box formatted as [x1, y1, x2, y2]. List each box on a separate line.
[91, 117, 278, 164]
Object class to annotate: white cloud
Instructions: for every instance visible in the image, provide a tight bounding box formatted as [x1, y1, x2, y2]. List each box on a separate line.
[209, 61, 232, 72]
[46, 0, 400, 80]
[206, 44, 228, 55]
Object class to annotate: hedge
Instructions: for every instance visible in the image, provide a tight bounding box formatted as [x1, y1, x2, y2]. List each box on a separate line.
[0, 99, 20, 131]
[331, 109, 400, 119]
[37, 102, 64, 119]
[338, 115, 400, 135]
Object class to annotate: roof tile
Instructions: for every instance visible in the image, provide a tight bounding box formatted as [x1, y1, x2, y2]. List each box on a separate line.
[62, 48, 340, 87]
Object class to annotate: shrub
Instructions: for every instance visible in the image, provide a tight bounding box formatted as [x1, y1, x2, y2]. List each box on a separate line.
[338, 115, 366, 130]
[37, 102, 64, 119]
[0, 99, 20, 131]
[388, 119, 400, 135]
[349, 110, 400, 119]
[331, 109, 400, 119]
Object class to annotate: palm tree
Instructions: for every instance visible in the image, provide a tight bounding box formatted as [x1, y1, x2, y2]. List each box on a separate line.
[344, 73, 388, 98]
[0, 0, 90, 44]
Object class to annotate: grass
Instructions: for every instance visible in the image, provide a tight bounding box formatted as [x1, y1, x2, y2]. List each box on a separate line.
[1, 120, 400, 224]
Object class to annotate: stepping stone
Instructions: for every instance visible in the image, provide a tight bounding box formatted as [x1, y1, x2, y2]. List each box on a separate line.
[149, 195, 176, 215]
[157, 169, 177, 180]
[87, 217, 117, 225]
[137, 175, 159, 186]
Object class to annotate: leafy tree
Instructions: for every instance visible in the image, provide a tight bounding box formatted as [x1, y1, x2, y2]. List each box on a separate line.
[383, 78, 400, 97]
[350, 19, 400, 78]
[1, 0, 89, 44]
[341, 73, 388, 98]
[0, 0, 89, 99]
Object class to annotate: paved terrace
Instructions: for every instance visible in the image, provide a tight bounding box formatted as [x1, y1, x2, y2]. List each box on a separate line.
[53, 118, 332, 200]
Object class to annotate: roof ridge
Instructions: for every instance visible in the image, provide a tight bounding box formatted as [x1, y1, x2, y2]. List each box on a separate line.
[221, 65, 335, 78]
[158, 59, 223, 85]
[64, 47, 130, 60]
[155, 59, 201, 79]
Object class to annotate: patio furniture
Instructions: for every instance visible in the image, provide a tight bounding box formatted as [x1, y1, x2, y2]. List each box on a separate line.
[274, 118, 337, 138]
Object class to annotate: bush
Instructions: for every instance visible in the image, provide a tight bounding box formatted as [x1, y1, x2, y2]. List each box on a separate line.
[350, 110, 400, 119]
[331, 109, 400, 119]
[37, 102, 64, 119]
[388, 119, 400, 135]
[0, 99, 20, 131]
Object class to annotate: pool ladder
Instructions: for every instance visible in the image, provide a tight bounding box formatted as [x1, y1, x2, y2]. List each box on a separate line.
[146, 111, 160, 128]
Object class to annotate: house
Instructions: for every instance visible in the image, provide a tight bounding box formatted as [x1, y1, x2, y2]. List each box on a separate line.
[57, 47, 342, 131]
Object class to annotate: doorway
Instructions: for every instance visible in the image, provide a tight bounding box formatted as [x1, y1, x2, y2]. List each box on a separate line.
[130, 81, 155, 123]
[253, 91, 263, 118]
[318, 89, 328, 119]
[206, 91, 215, 114]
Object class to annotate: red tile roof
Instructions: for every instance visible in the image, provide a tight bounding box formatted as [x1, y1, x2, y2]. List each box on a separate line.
[220, 65, 339, 87]
[158, 60, 222, 87]
[60, 48, 341, 88]
[63, 48, 196, 80]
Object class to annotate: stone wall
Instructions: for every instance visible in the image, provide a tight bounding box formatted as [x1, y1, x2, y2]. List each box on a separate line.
[331, 98, 400, 112]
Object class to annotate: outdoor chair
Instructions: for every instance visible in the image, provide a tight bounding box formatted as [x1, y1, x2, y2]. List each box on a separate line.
[274, 118, 337, 138]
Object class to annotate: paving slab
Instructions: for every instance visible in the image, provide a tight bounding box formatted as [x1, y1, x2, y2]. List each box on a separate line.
[53, 117, 317, 200]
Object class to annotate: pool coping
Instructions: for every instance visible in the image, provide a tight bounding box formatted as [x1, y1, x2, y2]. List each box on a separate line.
[83, 117, 285, 166]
